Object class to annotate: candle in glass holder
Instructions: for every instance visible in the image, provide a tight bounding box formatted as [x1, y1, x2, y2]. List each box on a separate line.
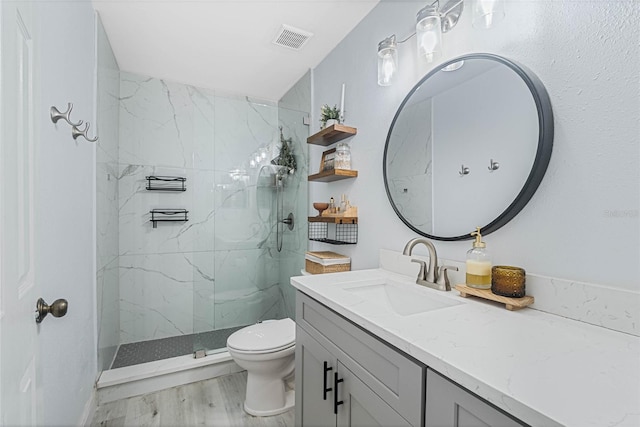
[491, 266, 526, 298]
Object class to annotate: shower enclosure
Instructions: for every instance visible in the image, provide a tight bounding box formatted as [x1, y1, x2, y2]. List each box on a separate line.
[96, 17, 309, 371]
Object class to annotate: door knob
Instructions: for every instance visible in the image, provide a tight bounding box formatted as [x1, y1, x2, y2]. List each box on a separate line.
[35, 298, 68, 323]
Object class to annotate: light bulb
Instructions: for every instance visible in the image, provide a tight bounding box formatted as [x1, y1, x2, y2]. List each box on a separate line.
[377, 35, 398, 86]
[416, 5, 442, 63]
[378, 51, 397, 86]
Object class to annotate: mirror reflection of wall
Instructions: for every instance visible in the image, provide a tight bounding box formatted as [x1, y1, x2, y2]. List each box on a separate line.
[432, 62, 538, 236]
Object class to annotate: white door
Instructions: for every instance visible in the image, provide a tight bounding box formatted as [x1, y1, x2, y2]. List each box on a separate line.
[0, 1, 42, 425]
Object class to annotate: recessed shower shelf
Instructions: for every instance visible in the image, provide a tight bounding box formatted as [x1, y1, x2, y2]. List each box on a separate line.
[150, 209, 189, 228]
[146, 175, 187, 191]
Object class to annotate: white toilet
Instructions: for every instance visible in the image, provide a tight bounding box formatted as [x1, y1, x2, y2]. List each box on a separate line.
[227, 318, 296, 416]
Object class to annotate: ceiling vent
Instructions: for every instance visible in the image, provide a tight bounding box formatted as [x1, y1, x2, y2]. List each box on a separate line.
[273, 25, 313, 50]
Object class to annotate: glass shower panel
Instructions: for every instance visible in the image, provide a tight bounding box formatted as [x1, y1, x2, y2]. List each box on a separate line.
[95, 14, 121, 371]
[277, 69, 311, 320]
[114, 74, 218, 366]
[193, 94, 285, 354]
[276, 105, 309, 320]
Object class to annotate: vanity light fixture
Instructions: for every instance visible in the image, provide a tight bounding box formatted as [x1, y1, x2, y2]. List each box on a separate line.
[377, 0, 504, 86]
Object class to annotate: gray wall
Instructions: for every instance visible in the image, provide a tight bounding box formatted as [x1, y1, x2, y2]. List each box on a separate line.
[36, 1, 98, 424]
[310, 0, 639, 291]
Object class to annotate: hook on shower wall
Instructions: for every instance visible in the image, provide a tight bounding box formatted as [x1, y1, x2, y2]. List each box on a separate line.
[50, 102, 98, 142]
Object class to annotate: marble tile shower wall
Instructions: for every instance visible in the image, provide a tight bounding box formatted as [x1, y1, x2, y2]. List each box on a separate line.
[118, 72, 286, 345]
[385, 99, 433, 233]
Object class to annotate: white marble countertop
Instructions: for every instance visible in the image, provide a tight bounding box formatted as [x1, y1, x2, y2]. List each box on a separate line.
[291, 267, 640, 427]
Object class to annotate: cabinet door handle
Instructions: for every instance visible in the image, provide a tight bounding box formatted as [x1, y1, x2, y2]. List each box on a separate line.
[323, 361, 333, 400]
[333, 372, 344, 414]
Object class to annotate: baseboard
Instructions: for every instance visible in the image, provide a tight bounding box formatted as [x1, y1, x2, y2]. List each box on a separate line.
[79, 388, 97, 427]
[96, 351, 242, 405]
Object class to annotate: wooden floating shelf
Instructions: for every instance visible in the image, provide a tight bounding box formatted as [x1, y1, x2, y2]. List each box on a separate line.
[307, 124, 357, 146]
[308, 216, 358, 224]
[454, 284, 534, 311]
[308, 169, 358, 182]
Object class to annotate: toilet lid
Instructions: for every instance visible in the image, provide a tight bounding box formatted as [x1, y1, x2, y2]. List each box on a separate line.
[227, 318, 295, 352]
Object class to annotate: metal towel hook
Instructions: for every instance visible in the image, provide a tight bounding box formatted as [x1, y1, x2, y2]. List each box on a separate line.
[459, 164, 470, 176]
[488, 158, 500, 172]
[50, 103, 83, 127]
[71, 122, 98, 143]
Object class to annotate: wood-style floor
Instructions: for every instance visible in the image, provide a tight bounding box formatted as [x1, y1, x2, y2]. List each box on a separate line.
[91, 372, 294, 427]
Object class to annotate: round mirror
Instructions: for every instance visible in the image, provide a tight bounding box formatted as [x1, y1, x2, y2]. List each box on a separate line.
[383, 54, 553, 241]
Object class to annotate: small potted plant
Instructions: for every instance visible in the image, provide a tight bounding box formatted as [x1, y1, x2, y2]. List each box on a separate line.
[272, 127, 297, 175]
[320, 104, 341, 128]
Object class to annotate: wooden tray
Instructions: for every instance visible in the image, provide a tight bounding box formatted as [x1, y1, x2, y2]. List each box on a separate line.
[454, 285, 534, 311]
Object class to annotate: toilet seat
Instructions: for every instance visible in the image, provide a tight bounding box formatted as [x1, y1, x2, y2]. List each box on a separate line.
[227, 318, 295, 354]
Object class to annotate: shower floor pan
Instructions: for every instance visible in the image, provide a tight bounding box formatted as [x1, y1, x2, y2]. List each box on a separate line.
[111, 325, 245, 369]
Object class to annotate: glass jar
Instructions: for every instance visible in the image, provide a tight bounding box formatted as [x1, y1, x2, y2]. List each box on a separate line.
[335, 142, 351, 170]
[466, 246, 491, 289]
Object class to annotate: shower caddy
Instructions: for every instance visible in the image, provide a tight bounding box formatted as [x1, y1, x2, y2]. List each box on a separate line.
[146, 175, 189, 228]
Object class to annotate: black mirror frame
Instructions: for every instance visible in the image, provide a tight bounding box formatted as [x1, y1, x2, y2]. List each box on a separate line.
[383, 53, 554, 241]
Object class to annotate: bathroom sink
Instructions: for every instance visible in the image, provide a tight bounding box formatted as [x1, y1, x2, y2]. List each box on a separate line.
[344, 280, 462, 316]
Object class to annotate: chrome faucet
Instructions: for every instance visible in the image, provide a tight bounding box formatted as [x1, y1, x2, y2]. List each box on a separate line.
[402, 237, 458, 291]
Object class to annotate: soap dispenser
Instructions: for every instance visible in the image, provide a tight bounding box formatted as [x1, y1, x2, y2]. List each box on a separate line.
[466, 227, 491, 289]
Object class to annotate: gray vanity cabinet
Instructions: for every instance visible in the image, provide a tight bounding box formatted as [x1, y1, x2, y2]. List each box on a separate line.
[336, 360, 412, 427]
[296, 327, 411, 427]
[295, 291, 527, 427]
[295, 326, 336, 427]
[295, 292, 424, 427]
[425, 370, 525, 427]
